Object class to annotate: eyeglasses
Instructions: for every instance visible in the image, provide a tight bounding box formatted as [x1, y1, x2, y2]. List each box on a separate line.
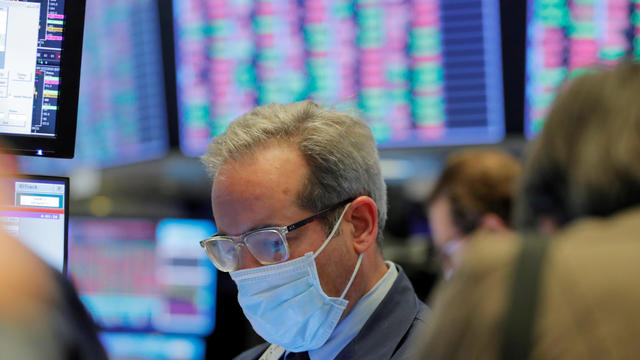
[200, 198, 354, 272]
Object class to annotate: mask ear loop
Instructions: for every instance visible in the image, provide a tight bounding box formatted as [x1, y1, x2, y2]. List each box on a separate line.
[313, 203, 351, 258]
[340, 253, 363, 299]
[309, 202, 364, 300]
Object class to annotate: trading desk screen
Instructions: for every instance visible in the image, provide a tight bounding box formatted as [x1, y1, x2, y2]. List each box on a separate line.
[525, 0, 640, 138]
[0, 176, 67, 272]
[68, 218, 217, 336]
[174, 0, 505, 156]
[0, 0, 64, 137]
[100, 332, 206, 360]
[19, 0, 168, 172]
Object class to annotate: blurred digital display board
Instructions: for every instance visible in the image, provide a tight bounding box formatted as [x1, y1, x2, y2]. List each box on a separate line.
[525, 0, 640, 138]
[173, 0, 505, 156]
[68, 218, 217, 336]
[19, 0, 168, 173]
[100, 332, 206, 360]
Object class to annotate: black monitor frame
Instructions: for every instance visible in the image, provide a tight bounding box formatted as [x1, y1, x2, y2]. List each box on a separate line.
[2, 174, 69, 274]
[500, 0, 526, 136]
[0, 0, 86, 158]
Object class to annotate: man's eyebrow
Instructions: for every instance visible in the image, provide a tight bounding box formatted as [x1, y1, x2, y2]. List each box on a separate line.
[214, 223, 283, 237]
[252, 223, 282, 231]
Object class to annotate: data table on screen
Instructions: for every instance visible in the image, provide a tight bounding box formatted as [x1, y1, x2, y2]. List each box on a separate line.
[0, 0, 66, 137]
[525, 0, 640, 138]
[173, 0, 505, 156]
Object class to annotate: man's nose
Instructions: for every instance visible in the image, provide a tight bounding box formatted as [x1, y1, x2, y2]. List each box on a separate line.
[236, 245, 262, 270]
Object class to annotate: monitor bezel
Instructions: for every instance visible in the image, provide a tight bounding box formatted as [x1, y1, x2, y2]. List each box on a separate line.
[2, 174, 69, 274]
[0, 0, 86, 158]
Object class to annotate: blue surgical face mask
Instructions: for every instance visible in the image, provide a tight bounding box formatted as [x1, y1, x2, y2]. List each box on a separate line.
[230, 204, 363, 352]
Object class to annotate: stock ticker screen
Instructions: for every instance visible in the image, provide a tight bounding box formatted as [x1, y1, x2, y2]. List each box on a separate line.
[0, 0, 65, 137]
[73, 0, 169, 166]
[68, 218, 217, 337]
[525, 0, 640, 138]
[19, 0, 168, 173]
[173, 0, 505, 156]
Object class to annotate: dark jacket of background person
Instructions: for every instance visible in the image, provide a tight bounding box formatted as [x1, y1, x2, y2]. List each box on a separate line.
[416, 62, 640, 359]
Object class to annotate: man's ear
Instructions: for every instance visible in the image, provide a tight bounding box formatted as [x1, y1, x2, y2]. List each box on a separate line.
[478, 213, 509, 233]
[344, 196, 378, 254]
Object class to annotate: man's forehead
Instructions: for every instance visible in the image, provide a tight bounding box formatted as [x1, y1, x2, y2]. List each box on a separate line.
[213, 143, 306, 194]
[210, 142, 310, 233]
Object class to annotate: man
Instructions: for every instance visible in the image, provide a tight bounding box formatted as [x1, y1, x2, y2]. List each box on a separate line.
[200, 101, 428, 360]
[418, 62, 640, 359]
[427, 150, 521, 278]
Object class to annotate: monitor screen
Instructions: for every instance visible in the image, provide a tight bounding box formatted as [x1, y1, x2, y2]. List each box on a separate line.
[100, 332, 206, 360]
[525, 0, 640, 138]
[173, 0, 505, 156]
[0, 175, 68, 272]
[68, 218, 217, 336]
[0, 0, 85, 158]
[18, 0, 169, 173]
[155, 219, 217, 335]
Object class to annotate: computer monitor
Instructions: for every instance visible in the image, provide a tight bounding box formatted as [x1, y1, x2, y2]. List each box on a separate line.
[18, 0, 169, 174]
[155, 219, 217, 335]
[0, 175, 68, 272]
[173, 0, 505, 156]
[0, 0, 85, 158]
[100, 332, 206, 360]
[68, 218, 217, 336]
[71, 0, 169, 167]
[525, 0, 640, 138]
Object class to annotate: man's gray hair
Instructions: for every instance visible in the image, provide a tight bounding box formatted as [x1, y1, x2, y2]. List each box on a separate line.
[202, 100, 387, 246]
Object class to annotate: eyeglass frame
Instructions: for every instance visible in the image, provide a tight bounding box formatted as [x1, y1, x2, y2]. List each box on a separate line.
[200, 197, 356, 271]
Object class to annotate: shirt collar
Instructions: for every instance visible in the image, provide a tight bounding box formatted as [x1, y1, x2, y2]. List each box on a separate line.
[306, 261, 399, 360]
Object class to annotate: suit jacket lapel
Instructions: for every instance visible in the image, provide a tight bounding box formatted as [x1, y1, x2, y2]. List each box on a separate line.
[335, 266, 423, 360]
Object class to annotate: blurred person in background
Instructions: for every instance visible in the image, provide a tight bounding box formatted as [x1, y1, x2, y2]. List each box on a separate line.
[426, 150, 521, 279]
[200, 100, 428, 360]
[417, 61, 640, 359]
[0, 153, 106, 360]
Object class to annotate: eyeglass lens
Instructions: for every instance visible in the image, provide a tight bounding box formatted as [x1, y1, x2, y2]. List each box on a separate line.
[244, 230, 288, 263]
[204, 229, 288, 271]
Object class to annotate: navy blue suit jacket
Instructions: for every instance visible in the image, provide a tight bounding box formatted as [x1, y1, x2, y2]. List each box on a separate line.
[233, 266, 429, 360]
